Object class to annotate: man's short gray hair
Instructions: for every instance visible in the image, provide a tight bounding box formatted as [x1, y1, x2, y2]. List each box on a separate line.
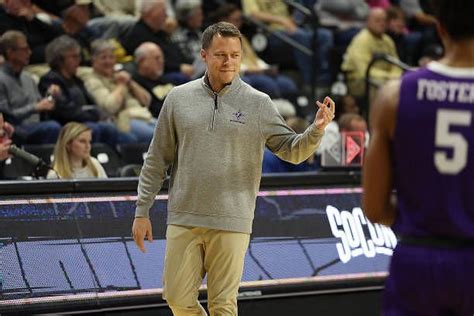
[90, 39, 115, 58]
[134, 42, 160, 63]
[140, 0, 165, 15]
[45, 35, 80, 71]
[175, 0, 202, 25]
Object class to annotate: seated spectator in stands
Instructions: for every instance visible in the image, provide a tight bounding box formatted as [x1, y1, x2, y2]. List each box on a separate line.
[242, 0, 334, 86]
[123, 0, 196, 85]
[54, 4, 97, 66]
[214, 4, 299, 108]
[0, 31, 61, 144]
[40, 35, 135, 147]
[262, 117, 319, 173]
[132, 42, 174, 118]
[0, 113, 14, 162]
[314, 0, 369, 48]
[398, 0, 440, 62]
[171, 0, 203, 62]
[88, 0, 178, 39]
[341, 8, 403, 98]
[339, 94, 361, 117]
[29, 0, 76, 23]
[84, 39, 155, 143]
[339, 112, 367, 134]
[399, 0, 437, 29]
[0, 0, 63, 64]
[386, 5, 422, 65]
[47, 122, 107, 179]
[171, 0, 206, 78]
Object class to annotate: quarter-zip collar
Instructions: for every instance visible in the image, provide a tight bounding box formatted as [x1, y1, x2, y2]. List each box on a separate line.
[201, 72, 241, 97]
[201, 73, 241, 131]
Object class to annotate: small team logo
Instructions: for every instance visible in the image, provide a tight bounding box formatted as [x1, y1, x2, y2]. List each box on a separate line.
[230, 110, 246, 124]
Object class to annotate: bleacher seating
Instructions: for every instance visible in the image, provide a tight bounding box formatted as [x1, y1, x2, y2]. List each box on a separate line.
[91, 143, 123, 177]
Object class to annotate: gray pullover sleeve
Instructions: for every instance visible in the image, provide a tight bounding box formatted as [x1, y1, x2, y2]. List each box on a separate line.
[135, 94, 177, 218]
[260, 96, 325, 163]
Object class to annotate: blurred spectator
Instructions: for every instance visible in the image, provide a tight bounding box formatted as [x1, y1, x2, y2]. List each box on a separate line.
[338, 112, 369, 153]
[123, 0, 194, 85]
[40, 35, 135, 146]
[262, 117, 319, 173]
[132, 42, 175, 118]
[0, 31, 61, 144]
[202, 0, 241, 27]
[0, 0, 63, 63]
[399, 0, 437, 28]
[386, 5, 422, 65]
[55, 4, 97, 65]
[314, 0, 369, 48]
[242, 0, 334, 86]
[337, 94, 361, 118]
[0, 112, 14, 161]
[30, 0, 76, 22]
[213, 4, 299, 107]
[93, 0, 138, 16]
[84, 39, 155, 143]
[338, 112, 367, 133]
[398, 0, 440, 62]
[47, 122, 107, 179]
[341, 8, 403, 98]
[90, 0, 177, 34]
[86, 0, 137, 40]
[171, 0, 206, 78]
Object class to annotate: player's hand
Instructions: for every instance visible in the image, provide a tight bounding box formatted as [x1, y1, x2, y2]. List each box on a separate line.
[314, 96, 336, 130]
[132, 217, 153, 253]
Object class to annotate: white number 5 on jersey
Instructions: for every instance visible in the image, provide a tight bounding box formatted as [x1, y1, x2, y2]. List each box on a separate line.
[434, 109, 472, 174]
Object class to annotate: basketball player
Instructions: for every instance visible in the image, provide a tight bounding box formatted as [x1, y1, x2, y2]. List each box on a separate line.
[362, 0, 474, 314]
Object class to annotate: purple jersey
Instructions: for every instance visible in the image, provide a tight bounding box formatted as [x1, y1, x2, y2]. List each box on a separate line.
[393, 61, 474, 240]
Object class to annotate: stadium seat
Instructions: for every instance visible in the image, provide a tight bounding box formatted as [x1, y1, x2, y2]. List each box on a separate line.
[118, 164, 142, 177]
[91, 143, 123, 177]
[116, 143, 149, 165]
[22, 144, 55, 165]
[1, 156, 34, 180]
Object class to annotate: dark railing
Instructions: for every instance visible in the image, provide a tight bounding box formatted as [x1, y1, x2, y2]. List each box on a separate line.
[364, 53, 412, 120]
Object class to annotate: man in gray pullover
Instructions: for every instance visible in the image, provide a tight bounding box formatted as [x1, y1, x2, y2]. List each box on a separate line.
[132, 22, 336, 316]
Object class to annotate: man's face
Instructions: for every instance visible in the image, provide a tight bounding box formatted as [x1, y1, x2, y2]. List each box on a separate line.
[367, 10, 387, 37]
[139, 46, 164, 79]
[145, 3, 167, 32]
[7, 37, 31, 69]
[201, 35, 242, 89]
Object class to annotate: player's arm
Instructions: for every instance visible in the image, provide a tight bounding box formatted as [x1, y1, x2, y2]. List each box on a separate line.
[362, 80, 400, 226]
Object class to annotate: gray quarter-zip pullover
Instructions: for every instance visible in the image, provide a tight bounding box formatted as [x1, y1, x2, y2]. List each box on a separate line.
[135, 76, 324, 233]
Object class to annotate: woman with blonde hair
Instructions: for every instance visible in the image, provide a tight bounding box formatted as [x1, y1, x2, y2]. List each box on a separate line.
[47, 122, 107, 179]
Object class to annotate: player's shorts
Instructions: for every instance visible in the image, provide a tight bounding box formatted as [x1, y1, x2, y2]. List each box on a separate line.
[382, 243, 474, 316]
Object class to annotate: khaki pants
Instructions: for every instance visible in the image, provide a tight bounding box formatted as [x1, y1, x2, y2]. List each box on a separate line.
[163, 225, 250, 316]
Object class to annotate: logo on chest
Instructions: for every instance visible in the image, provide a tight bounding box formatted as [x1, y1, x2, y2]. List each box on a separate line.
[230, 110, 246, 125]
